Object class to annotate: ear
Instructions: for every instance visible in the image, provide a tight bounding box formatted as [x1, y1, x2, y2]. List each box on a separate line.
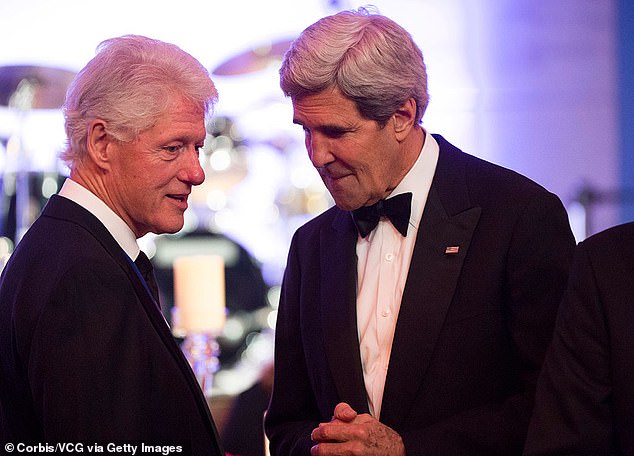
[392, 98, 417, 142]
[86, 119, 113, 170]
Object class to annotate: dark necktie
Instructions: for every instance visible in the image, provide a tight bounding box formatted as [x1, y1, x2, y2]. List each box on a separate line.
[134, 251, 161, 306]
[352, 192, 412, 238]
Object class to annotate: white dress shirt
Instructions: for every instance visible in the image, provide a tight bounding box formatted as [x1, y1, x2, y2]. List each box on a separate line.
[356, 131, 439, 418]
[58, 178, 140, 260]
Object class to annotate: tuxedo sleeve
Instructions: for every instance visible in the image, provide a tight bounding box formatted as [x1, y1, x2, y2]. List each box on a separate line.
[523, 241, 615, 455]
[264, 233, 319, 455]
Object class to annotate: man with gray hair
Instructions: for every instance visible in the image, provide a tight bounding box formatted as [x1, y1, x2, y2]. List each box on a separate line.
[0, 35, 224, 454]
[264, 8, 575, 455]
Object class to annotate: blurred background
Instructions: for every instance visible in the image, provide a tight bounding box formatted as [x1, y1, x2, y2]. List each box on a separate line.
[0, 0, 632, 452]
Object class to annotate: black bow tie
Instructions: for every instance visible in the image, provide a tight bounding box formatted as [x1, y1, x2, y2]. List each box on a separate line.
[352, 192, 412, 238]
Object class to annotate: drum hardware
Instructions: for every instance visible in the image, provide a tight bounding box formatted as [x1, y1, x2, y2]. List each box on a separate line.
[0, 65, 76, 242]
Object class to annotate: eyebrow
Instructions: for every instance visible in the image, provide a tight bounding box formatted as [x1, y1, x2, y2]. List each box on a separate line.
[293, 119, 354, 132]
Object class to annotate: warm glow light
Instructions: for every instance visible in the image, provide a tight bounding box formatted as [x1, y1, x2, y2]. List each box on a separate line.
[173, 255, 226, 334]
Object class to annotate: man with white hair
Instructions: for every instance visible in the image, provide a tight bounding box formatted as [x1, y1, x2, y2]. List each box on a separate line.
[0, 35, 224, 454]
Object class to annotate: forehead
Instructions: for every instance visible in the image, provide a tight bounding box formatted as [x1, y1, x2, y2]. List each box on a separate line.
[292, 87, 362, 127]
[143, 96, 206, 141]
[157, 96, 204, 126]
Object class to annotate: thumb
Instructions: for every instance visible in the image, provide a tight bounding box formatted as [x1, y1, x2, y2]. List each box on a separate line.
[333, 402, 358, 422]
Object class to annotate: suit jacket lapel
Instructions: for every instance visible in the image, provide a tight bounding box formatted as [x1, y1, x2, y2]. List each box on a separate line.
[45, 196, 174, 343]
[380, 136, 482, 428]
[43, 196, 222, 449]
[320, 209, 370, 413]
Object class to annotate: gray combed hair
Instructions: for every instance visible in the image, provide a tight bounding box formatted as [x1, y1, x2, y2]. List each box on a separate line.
[280, 7, 428, 125]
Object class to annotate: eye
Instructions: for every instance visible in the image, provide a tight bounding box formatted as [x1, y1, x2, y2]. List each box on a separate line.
[163, 144, 184, 154]
[158, 144, 186, 161]
[322, 127, 348, 139]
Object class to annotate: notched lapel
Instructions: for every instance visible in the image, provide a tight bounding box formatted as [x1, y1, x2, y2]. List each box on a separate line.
[320, 211, 370, 413]
[380, 187, 481, 428]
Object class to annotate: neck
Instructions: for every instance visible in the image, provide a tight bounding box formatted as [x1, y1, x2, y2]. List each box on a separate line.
[402, 126, 425, 171]
[71, 166, 107, 202]
[69, 165, 138, 235]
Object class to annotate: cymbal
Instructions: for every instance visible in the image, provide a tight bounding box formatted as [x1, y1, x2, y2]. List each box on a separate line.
[211, 39, 294, 76]
[0, 65, 76, 109]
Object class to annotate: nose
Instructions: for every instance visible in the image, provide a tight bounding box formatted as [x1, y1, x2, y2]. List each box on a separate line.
[178, 146, 205, 186]
[307, 134, 333, 169]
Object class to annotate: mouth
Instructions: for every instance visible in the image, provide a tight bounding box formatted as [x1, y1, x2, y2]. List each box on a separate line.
[166, 193, 189, 209]
[322, 172, 354, 188]
[321, 167, 352, 181]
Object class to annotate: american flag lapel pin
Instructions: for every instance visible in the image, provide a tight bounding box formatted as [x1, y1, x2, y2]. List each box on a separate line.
[445, 246, 460, 255]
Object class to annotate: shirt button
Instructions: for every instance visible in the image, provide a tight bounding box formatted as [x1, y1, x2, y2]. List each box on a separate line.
[385, 253, 394, 262]
[382, 309, 390, 317]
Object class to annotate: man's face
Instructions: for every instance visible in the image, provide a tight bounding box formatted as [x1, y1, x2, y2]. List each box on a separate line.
[292, 87, 403, 211]
[105, 96, 206, 237]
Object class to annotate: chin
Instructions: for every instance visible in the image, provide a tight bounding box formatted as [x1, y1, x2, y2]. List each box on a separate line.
[153, 218, 185, 235]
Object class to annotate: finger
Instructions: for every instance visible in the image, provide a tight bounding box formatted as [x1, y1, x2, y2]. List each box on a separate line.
[312, 422, 347, 443]
[333, 402, 358, 421]
[313, 420, 366, 445]
[311, 424, 342, 443]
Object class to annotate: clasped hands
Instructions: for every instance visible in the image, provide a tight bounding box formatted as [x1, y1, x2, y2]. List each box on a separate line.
[310, 402, 405, 456]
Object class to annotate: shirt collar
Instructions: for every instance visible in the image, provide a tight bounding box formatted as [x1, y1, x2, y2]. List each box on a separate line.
[58, 178, 140, 260]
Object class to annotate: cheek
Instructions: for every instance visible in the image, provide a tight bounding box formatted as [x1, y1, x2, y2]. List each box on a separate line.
[137, 164, 174, 188]
[358, 149, 386, 179]
[358, 158, 394, 195]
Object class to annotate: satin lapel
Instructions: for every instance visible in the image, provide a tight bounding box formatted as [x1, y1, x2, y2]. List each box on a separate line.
[320, 209, 370, 413]
[380, 138, 482, 428]
[43, 196, 223, 452]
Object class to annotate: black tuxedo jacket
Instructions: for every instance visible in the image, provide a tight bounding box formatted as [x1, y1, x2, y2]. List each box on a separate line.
[265, 135, 576, 455]
[0, 195, 223, 455]
[524, 222, 634, 455]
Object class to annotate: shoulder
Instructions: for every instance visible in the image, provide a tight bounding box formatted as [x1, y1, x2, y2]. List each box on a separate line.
[583, 221, 634, 246]
[435, 134, 550, 195]
[577, 222, 634, 265]
[433, 134, 566, 220]
[4, 202, 130, 299]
